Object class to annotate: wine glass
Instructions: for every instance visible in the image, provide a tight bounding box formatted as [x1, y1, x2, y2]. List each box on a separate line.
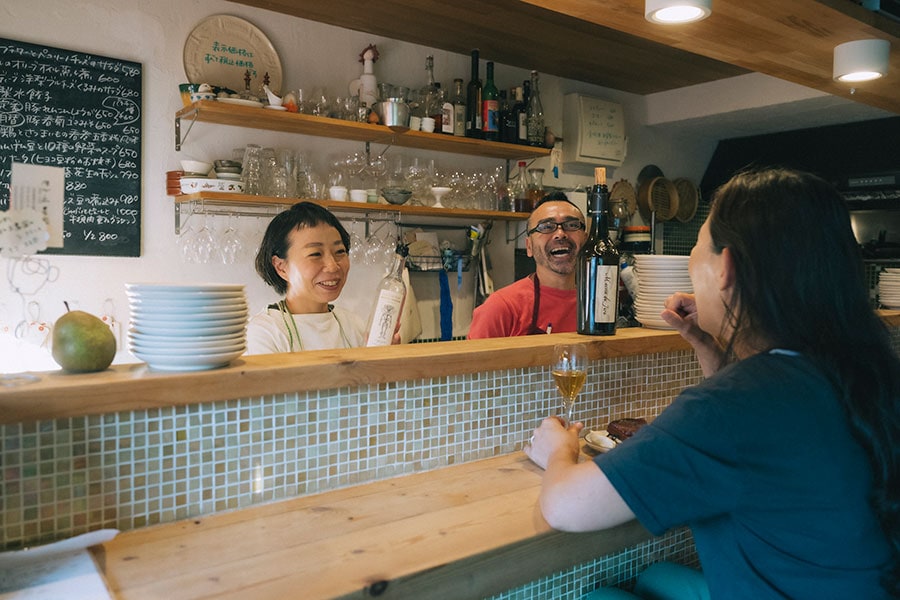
[552, 344, 587, 426]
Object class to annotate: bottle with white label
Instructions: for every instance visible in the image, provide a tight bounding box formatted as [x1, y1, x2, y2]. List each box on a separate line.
[366, 244, 408, 346]
[577, 167, 619, 335]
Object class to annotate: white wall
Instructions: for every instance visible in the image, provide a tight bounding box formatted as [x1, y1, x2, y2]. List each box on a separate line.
[0, 0, 718, 371]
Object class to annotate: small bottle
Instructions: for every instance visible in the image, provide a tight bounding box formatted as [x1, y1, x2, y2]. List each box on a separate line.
[516, 82, 529, 145]
[366, 244, 408, 347]
[526, 70, 544, 147]
[510, 160, 529, 213]
[451, 78, 466, 137]
[441, 82, 455, 135]
[421, 56, 442, 132]
[576, 167, 620, 335]
[526, 167, 545, 211]
[500, 89, 516, 144]
[465, 49, 483, 138]
[481, 61, 500, 141]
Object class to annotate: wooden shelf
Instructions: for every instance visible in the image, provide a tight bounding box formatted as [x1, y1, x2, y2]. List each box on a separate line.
[176, 101, 551, 160]
[173, 192, 530, 223]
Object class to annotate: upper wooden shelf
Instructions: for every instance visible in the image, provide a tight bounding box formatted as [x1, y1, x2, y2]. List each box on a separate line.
[175, 101, 552, 161]
[173, 192, 530, 223]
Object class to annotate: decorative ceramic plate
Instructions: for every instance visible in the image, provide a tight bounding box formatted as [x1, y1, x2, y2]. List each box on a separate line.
[183, 14, 283, 93]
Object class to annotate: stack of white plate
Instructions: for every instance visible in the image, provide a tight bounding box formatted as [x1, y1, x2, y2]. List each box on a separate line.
[633, 255, 692, 330]
[126, 283, 248, 371]
[878, 268, 900, 309]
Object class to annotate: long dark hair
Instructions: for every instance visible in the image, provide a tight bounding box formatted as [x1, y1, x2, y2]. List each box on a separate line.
[254, 202, 351, 295]
[709, 167, 900, 594]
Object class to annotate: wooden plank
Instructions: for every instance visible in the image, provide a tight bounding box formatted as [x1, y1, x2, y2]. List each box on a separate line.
[0, 329, 693, 424]
[177, 101, 550, 160]
[3, 314, 898, 425]
[226, 0, 746, 94]
[92, 451, 652, 600]
[174, 193, 531, 222]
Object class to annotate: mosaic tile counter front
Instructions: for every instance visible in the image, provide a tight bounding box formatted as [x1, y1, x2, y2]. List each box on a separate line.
[4, 329, 898, 598]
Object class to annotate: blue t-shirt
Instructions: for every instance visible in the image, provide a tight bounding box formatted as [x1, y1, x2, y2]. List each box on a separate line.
[596, 351, 892, 599]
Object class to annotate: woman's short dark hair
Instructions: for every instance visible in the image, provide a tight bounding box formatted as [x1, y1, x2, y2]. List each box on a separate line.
[254, 202, 351, 295]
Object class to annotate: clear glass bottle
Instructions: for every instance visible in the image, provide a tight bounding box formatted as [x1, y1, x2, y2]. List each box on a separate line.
[420, 55, 442, 132]
[366, 243, 408, 346]
[576, 167, 620, 335]
[510, 160, 529, 213]
[465, 49, 482, 138]
[441, 82, 455, 135]
[526, 70, 544, 147]
[450, 78, 466, 137]
[526, 167, 545, 210]
[481, 61, 499, 141]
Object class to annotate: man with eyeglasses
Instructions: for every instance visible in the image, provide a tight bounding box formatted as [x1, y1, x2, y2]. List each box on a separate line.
[468, 192, 587, 338]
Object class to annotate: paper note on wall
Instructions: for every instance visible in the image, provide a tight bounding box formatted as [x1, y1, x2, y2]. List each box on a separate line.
[10, 162, 65, 248]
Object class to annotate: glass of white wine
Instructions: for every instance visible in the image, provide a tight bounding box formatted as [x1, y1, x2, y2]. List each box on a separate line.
[552, 344, 587, 426]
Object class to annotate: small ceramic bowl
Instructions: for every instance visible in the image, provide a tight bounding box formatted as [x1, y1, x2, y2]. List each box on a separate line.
[382, 187, 412, 205]
[189, 91, 217, 103]
[180, 160, 212, 176]
[584, 430, 618, 453]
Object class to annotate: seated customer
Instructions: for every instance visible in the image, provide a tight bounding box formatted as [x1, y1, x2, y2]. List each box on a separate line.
[526, 168, 900, 598]
[246, 202, 367, 354]
[468, 192, 586, 338]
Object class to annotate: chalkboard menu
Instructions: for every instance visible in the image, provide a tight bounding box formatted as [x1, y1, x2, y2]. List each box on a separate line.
[0, 38, 142, 256]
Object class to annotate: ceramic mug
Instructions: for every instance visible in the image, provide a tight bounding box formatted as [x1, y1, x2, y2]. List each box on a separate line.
[421, 117, 435, 133]
[329, 185, 348, 201]
[349, 189, 367, 202]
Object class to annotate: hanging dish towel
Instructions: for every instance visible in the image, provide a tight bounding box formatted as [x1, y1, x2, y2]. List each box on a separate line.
[438, 269, 453, 341]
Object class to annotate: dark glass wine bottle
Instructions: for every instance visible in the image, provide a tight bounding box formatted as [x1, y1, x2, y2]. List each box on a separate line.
[577, 167, 620, 335]
[481, 61, 499, 141]
[465, 49, 482, 138]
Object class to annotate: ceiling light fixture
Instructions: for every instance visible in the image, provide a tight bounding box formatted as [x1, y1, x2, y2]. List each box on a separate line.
[833, 39, 890, 83]
[645, 0, 712, 24]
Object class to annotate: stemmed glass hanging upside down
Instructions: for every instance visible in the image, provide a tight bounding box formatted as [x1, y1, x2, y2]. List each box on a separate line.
[552, 344, 587, 427]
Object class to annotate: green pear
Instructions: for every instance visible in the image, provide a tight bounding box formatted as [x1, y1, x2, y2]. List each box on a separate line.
[52, 304, 117, 373]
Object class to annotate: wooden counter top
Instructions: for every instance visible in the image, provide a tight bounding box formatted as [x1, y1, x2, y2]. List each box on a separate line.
[0, 328, 691, 425]
[3, 311, 897, 425]
[91, 448, 650, 600]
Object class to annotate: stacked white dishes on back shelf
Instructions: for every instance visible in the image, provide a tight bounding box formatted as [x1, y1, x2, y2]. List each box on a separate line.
[878, 268, 900, 309]
[633, 255, 692, 330]
[126, 283, 248, 371]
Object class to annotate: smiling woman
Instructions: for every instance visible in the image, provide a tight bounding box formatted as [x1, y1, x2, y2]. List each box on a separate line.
[245, 202, 367, 354]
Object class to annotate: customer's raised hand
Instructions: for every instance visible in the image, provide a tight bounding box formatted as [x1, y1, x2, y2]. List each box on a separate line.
[662, 292, 724, 377]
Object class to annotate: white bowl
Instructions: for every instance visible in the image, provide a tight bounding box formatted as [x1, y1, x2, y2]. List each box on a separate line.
[189, 92, 217, 103]
[584, 430, 618, 453]
[180, 160, 213, 175]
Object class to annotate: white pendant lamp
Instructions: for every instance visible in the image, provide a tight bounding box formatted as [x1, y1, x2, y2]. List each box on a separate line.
[833, 39, 890, 82]
[645, 0, 712, 24]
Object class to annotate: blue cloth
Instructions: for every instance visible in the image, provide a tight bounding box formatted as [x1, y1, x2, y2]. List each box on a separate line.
[595, 352, 892, 599]
[438, 269, 453, 341]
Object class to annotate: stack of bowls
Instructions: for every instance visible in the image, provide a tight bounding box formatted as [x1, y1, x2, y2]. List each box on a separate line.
[214, 160, 242, 182]
[126, 283, 248, 371]
[632, 255, 692, 329]
[878, 268, 900, 309]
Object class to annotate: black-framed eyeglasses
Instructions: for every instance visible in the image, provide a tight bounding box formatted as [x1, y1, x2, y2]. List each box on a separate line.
[527, 219, 586, 236]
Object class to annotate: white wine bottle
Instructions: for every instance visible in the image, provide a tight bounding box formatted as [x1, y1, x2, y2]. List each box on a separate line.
[366, 244, 408, 346]
[577, 167, 619, 335]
